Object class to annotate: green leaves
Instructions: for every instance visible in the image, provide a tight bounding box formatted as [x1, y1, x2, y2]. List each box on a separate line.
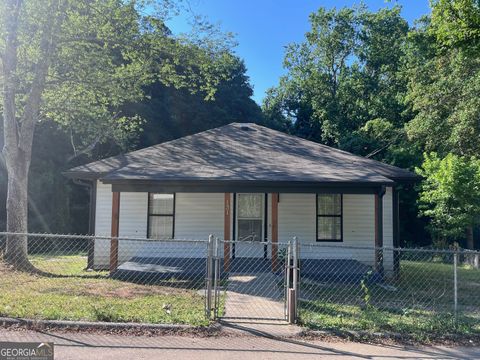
[430, 0, 480, 53]
[405, 33, 480, 157]
[0, 0, 235, 155]
[263, 6, 410, 154]
[417, 152, 480, 240]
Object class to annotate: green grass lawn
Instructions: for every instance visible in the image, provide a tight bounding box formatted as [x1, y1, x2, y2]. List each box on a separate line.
[300, 261, 480, 341]
[0, 254, 209, 326]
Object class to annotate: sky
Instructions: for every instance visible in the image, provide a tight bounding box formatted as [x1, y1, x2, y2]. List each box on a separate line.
[167, 1, 431, 104]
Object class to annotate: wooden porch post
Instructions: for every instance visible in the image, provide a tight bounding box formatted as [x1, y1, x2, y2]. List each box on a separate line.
[87, 180, 96, 270]
[271, 193, 279, 272]
[109, 191, 120, 273]
[224, 193, 231, 272]
[374, 188, 385, 275]
[392, 187, 400, 279]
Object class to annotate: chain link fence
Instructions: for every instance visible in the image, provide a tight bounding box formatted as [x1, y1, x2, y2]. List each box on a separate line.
[0, 232, 479, 337]
[0, 232, 211, 326]
[298, 243, 480, 336]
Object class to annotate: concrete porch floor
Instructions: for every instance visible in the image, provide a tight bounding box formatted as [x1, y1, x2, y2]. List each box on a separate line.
[113, 257, 375, 283]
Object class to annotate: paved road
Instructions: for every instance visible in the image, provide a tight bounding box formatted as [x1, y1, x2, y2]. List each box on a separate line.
[0, 329, 478, 360]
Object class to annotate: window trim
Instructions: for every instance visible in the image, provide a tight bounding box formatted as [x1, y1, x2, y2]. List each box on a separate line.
[147, 193, 175, 239]
[316, 193, 343, 242]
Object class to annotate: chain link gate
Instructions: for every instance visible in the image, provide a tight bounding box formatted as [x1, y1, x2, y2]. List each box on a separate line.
[205, 236, 299, 323]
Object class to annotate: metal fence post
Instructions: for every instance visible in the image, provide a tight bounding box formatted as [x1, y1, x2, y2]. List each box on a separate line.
[285, 239, 291, 319]
[288, 236, 298, 324]
[213, 236, 220, 319]
[453, 249, 458, 319]
[205, 234, 214, 319]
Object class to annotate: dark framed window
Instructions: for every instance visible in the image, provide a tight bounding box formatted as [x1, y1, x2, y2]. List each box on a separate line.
[316, 194, 342, 242]
[147, 193, 175, 239]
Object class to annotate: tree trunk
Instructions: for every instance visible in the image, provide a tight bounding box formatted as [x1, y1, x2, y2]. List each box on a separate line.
[466, 226, 475, 250]
[1, 0, 57, 271]
[4, 156, 34, 270]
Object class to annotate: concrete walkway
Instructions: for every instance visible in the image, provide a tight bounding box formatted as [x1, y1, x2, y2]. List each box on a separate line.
[222, 271, 302, 337]
[0, 328, 478, 359]
[224, 272, 285, 320]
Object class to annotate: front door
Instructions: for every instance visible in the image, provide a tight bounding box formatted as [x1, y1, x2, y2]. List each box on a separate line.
[234, 193, 266, 258]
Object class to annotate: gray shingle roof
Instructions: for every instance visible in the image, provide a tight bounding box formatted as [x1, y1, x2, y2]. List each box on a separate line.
[65, 123, 419, 184]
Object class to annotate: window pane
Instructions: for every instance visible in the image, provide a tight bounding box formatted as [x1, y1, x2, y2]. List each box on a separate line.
[317, 217, 341, 240]
[149, 216, 173, 239]
[238, 219, 263, 241]
[318, 194, 341, 215]
[149, 193, 174, 215]
[238, 194, 263, 219]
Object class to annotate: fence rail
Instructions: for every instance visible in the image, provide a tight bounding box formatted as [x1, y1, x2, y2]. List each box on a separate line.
[0, 232, 478, 335]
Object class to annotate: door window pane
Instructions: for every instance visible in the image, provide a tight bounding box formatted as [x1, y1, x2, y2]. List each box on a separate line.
[238, 194, 262, 219]
[238, 219, 263, 241]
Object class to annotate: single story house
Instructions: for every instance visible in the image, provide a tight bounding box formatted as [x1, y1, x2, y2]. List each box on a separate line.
[65, 123, 419, 276]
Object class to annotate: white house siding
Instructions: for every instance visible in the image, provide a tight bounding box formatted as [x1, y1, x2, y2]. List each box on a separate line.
[93, 181, 112, 268]
[93, 188, 224, 268]
[278, 191, 394, 272]
[137, 192, 225, 261]
[93, 186, 394, 271]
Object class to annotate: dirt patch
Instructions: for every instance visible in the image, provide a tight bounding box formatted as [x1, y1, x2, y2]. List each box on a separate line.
[77, 282, 195, 299]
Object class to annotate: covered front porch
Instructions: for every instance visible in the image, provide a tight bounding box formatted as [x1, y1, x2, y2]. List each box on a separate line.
[99, 179, 398, 277]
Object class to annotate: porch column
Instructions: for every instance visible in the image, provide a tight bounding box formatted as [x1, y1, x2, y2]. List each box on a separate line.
[271, 193, 279, 272]
[109, 191, 120, 273]
[223, 193, 231, 272]
[374, 187, 385, 275]
[392, 187, 400, 279]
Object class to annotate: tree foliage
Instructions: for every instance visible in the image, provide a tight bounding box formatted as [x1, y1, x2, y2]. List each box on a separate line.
[262, 6, 411, 162]
[263, 3, 480, 248]
[417, 153, 480, 247]
[405, 18, 480, 157]
[430, 0, 480, 52]
[0, 0, 236, 267]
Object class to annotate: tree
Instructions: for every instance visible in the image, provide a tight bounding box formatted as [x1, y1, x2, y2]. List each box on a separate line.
[417, 153, 480, 249]
[261, 5, 430, 246]
[262, 6, 410, 155]
[430, 0, 480, 52]
[405, 11, 480, 158]
[126, 56, 264, 147]
[0, 0, 232, 269]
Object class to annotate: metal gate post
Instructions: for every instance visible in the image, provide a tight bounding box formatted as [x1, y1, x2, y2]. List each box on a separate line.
[285, 240, 291, 319]
[213, 236, 221, 319]
[287, 236, 299, 324]
[205, 234, 214, 319]
[453, 250, 458, 320]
